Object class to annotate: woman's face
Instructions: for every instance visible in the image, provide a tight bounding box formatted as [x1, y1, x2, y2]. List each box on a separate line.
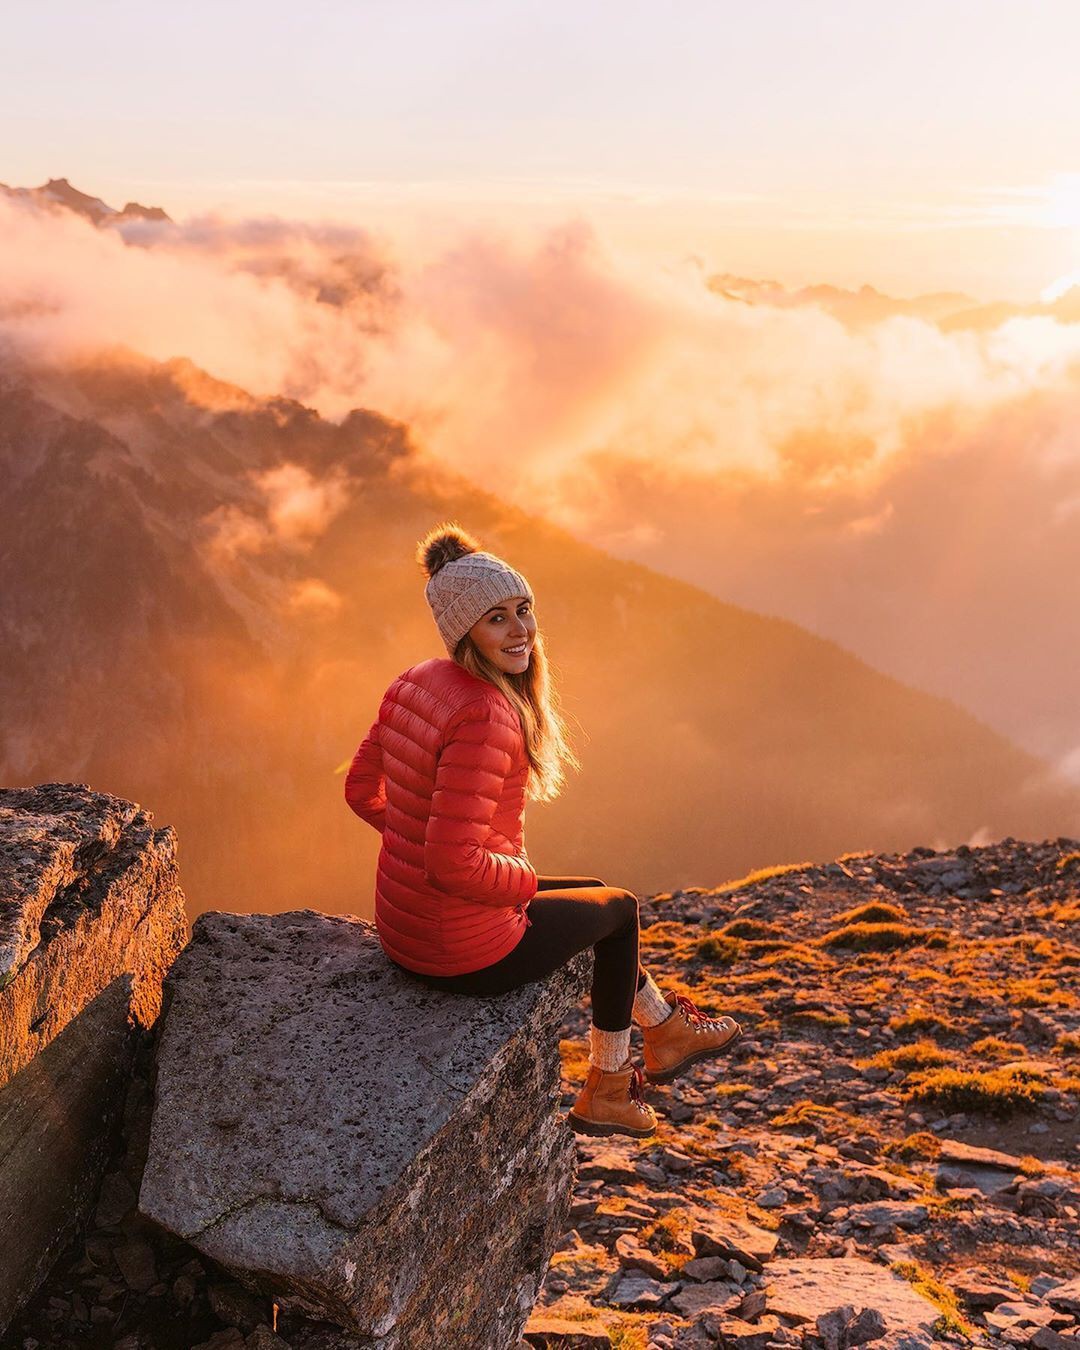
[468, 594, 537, 674]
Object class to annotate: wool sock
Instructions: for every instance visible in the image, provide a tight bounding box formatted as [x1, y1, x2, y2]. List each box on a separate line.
[588, 1024, 632, 1072]
[632, 970, 675, 1028]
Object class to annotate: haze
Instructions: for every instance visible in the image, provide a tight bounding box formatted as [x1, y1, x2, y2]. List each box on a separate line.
[2, 0, 1080, 884]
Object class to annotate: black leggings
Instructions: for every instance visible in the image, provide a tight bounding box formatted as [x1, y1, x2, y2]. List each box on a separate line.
[400, 875, 648, 1031]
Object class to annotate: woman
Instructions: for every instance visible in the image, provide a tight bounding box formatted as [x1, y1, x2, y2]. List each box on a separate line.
[344, 522, 741, 1139]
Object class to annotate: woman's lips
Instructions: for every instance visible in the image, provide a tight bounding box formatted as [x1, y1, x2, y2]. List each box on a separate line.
[503, 642, 529, 654]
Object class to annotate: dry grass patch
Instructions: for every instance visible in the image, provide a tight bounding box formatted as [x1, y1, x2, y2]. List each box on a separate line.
[1057, 1033, 1080, 1056]
[1004, 978, 1077, 1008]
[738, 971, 791, 991]
[784, 1009, 851, 1030]
[1051, 901, 1080, 922]
[706, 993, 767, 1017]
[904, 1064, 1049, 1118]
[888, 1011, 958, 1038]
[742, 939, 794, 956]
[889, 1260, 975, 1338]
[712, 861, 816, 893]
[757, 944, 828, 970]
[834, 901, 909, 926]
[992, 933, 1049, 952]
[559, 1038, 590, 1085]
[654, 975, 764, 1021]
[637, 1215, 696, 1252]
[595, 1195, 638, 1215]
[837, 849, 874, 862]
[1016, 1155, 1049, 1177]
[863, 1039, 949, 1072]
[769, 1100, 863, 1139]
[610, 1324, 649, 1350]
[639, 920, 692, 951]
[695, 934, 743, 964]
[885, 1131, 943, 1162]
[817, 923, 948, 952]
[907, 968, 950, 984]
[722, 918, 785, 940]
[694, 1183, 782, 1231]
[970, 1035, 1028, 1061]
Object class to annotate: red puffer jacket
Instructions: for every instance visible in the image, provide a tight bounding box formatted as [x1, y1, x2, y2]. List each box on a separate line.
[344, 657, 538, 976]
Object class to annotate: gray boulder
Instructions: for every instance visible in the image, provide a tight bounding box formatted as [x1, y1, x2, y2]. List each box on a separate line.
[0, 781, 188, 1336]
[138, 908, 591, 1348]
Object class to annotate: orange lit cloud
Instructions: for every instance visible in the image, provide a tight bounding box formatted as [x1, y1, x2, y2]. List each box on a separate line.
[4, 191, 1080, 770]
[204, 462, 351, 560]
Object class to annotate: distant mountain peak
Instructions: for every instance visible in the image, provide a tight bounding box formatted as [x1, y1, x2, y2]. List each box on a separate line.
[0, 175, 173, 227]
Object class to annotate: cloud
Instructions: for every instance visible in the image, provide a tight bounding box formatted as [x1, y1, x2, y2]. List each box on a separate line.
[5, 188, 1080, 767]
[203, 462, 351, 560]
[5, 189, 1080, 503]
[285, 578, 344, 618]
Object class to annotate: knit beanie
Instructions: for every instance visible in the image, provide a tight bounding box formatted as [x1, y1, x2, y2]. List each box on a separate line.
[416, 522, 534, 658]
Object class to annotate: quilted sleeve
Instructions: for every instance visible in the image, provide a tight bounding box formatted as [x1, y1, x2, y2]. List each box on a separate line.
[423, 698, 539, 907]
[344, 714, 387, 834]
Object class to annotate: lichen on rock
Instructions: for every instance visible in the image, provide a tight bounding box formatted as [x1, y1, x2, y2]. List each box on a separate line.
[138, 908, 591, 1348]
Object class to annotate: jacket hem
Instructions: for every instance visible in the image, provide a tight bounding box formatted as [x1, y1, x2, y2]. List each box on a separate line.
[379, 913, 528, 978]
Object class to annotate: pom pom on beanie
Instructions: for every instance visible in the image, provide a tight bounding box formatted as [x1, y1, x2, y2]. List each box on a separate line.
[416, 521, 533, 657]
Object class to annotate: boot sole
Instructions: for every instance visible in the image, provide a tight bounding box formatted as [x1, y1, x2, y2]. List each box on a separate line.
[566, 1112, 657, 1139]
[645, 1023, 743, 1085]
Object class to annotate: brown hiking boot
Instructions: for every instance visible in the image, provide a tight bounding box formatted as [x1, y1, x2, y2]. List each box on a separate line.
[642, 991, 742, 1084]
[567, 1059, 658, 1139]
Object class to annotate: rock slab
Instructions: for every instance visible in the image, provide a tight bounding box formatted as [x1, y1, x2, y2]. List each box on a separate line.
[0, 782, 188, 1337]
[138, 908, 591, 1349]
[764, 1258, 940, 1347]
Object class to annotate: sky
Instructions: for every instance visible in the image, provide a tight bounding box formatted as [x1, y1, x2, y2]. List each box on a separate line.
[4, 0, 1080, 782]
[4, 0, 1080, 299]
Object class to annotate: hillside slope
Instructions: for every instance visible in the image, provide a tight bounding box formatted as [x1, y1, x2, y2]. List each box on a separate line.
[1, 347, 1077, 916]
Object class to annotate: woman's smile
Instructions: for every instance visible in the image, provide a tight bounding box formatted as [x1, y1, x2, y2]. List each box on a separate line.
[468, 594, 537, 668]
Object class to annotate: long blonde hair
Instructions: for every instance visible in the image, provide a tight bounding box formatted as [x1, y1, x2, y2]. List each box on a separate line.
[455, 626, 581, 802]
[416, 521, 581, 802]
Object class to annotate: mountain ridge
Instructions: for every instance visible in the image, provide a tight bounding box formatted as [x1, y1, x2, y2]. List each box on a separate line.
[2, 346, 1077, 917]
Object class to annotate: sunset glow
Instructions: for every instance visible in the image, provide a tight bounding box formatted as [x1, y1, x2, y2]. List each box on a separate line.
[2, 0, 1080, 911]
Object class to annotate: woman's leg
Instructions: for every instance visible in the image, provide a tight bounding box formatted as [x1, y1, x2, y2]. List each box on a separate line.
[417, 886, 643, 1031]
[532, 875, 652, 995]
[534, 875, 608, 890]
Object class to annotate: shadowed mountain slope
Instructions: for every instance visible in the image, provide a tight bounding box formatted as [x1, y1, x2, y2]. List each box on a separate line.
[1, 347, 1077, 918]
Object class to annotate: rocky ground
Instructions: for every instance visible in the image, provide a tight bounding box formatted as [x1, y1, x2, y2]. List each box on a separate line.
[8, 837, 1080, 1349]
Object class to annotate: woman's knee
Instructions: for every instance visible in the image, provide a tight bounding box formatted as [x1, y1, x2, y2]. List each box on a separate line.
[609, 888, 639, 926]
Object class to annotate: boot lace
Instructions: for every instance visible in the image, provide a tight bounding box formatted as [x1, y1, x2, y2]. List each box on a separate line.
[672, 993, 731, 1035]
[626, 1064, 651, 1115]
